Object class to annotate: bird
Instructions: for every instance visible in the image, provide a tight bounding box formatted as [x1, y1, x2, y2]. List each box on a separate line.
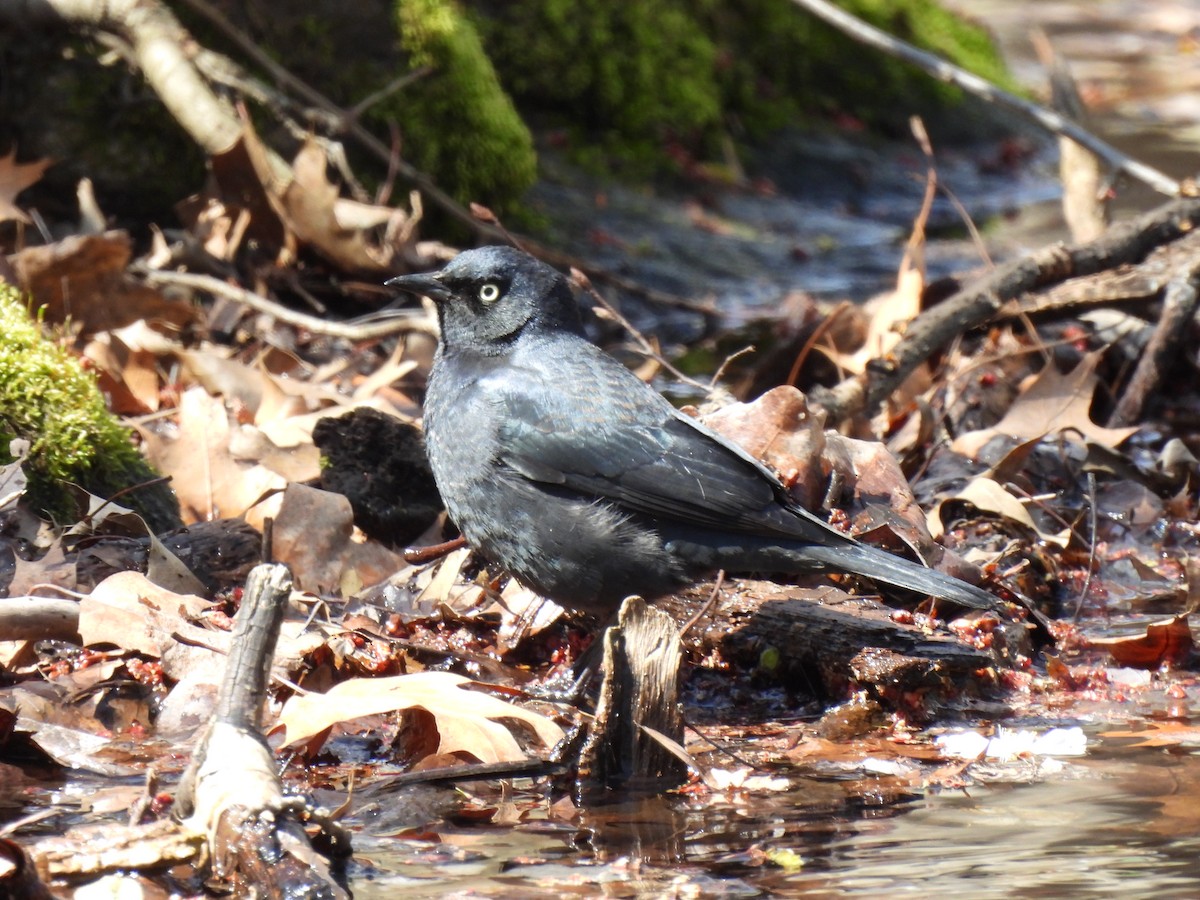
[386, 246, 1014, 620]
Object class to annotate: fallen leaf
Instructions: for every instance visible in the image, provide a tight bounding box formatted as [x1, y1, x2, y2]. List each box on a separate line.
[9, 231, 194, 333]
[702, 386, 827, 510]
[139, 387, 287, 526]
[282, 140, 394, 272]
[841, 266, 923, 375]
[927, 476, 1071, 547]
[1088, 614, 1193, 668]
[0, 151, 51, 223]
[953, 351, 1139, 457]
[272, 671, 565, 764]
[271, 483, 404, 595]
[1101, 721, 1200, 748]
[78, 570, 211, 658]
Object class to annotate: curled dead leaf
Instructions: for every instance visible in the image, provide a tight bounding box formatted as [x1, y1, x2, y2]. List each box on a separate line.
[272, 671, 565, 765]
[927, 476, 1071, 547]
[953, 351, 1138, 457]
[1088, 614, 1194, 669]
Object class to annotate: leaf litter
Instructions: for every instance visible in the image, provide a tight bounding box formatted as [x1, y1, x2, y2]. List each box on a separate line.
[3, 128, 1200, 893]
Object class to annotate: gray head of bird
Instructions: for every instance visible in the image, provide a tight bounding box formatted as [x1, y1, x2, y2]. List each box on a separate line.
[386, 246, 584, 350]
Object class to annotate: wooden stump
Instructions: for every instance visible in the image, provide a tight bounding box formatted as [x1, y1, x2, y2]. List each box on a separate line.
[579, 596, 687, 793]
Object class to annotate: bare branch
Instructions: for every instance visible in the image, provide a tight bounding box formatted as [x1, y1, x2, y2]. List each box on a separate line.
[788, 0, 1180, 197]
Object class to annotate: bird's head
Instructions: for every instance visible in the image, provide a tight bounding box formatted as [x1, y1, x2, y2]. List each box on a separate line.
[386, 246, 584, 351]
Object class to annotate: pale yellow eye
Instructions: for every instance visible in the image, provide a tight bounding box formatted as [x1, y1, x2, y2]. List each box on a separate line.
[479, 283, 501, 304]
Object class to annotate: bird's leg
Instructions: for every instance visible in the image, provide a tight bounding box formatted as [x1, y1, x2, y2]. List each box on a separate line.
[402, 535, 468, 565]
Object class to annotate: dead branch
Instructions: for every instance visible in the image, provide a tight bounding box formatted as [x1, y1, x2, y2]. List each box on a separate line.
[176, 563, 347, 898]
[11, 0, 242, 157]
[788, 0, 1179, 197]
[812, 195, 1200, 422]
[141, 268, 437, 339]
[1108, 260, 1200, 427]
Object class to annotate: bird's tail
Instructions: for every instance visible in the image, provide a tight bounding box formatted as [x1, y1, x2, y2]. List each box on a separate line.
[799, 539, 1003, 612]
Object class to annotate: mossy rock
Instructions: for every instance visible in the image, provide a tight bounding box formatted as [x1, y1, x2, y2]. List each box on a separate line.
[385, 0, 538, 214]
[472, 0, 721, 170]
[174, 0, 539, 217]
[698, 0, 1017, 137]
[0, 286, 181, 532]
[472, 0, 1016, 172]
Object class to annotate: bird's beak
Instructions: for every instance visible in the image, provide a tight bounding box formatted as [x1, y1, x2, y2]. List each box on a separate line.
[385, 271, 452, 302]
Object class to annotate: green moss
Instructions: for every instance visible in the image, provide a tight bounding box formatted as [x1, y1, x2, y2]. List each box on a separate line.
[382, 0, 537, 213]
[475, 0, 721, 168]
[0, 287, 181, 532]
[698, 0, 1017, 137]
[471, 0, 1016, 173]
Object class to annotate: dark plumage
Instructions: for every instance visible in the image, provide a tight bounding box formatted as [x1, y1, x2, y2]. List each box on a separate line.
[387, 247, 1008, 618]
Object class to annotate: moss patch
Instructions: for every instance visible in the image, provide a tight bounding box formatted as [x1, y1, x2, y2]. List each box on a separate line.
[475, 0, 721, 171]
[383, 0, 537, 214]
[0, 286, 181, 531]
[473, 0, 1017, 172]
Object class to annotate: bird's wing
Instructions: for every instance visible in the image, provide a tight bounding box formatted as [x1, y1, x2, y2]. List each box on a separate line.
[489, 352, 834, 540]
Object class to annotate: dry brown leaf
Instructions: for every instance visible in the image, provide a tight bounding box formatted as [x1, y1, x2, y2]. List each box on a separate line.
[701, 386, 827, 510]
[0, 151, 51, 223]
[179, 348, 269, 413]
[953, 351, 1139, 457]
[1088, 614, 1194, 668]
[826, 431, 933, 541]
[139, 387, 287, 526]
[83, 323, 173, 415]
[272, 671, 565, 763]
[271, 483, 404, 595]
[78, 570, 211, 656]
[281, 140, 393, 272]
[927, 476, 1071, 547]
[9, 231, 194, 333]
[200, 135, 289, 254]
[703, 386, 934, 546]
[841, 266, 924, 375]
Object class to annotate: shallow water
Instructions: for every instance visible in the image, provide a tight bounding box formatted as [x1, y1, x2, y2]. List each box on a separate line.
[339, 726, 1200, 898]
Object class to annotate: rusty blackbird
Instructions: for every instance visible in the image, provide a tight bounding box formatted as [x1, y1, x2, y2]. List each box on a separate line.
[387, 246, 1007, 618]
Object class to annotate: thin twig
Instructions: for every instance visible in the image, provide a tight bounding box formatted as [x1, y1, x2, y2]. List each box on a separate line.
[682, 570, 726, 636]
[1072, 473, 1099, 623]
[681, 718, 766, 771]
[813, 195, 1200, 422]
[347, 66, 435, 121]
[709, 346, 756, 389]
[141, 269, 437, 340]
[1108, 260, 1200, 427]
[570, 268, 712, 393]
[788, 0, 1179, 197]
[785, 300, 852, 386]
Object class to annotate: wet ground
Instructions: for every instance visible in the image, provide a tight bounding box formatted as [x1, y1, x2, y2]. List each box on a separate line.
[9, 3, 1200, 896]
[337, 722, 1200, 898]
[378, 4, 1200, 896]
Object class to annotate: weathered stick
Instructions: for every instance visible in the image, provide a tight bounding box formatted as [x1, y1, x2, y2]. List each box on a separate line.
[176, 563, 347, 899]
[579, 596, 688, 792]
[1108, 260, 1200, 427]
[814, 196, 1200, 422]
[788, 0, 1178, 196]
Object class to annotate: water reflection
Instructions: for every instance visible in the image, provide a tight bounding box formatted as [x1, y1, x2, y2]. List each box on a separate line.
[346, 735, 1200, 897]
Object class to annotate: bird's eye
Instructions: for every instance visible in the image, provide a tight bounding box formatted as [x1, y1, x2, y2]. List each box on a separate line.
[478, 283, 501, 304]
